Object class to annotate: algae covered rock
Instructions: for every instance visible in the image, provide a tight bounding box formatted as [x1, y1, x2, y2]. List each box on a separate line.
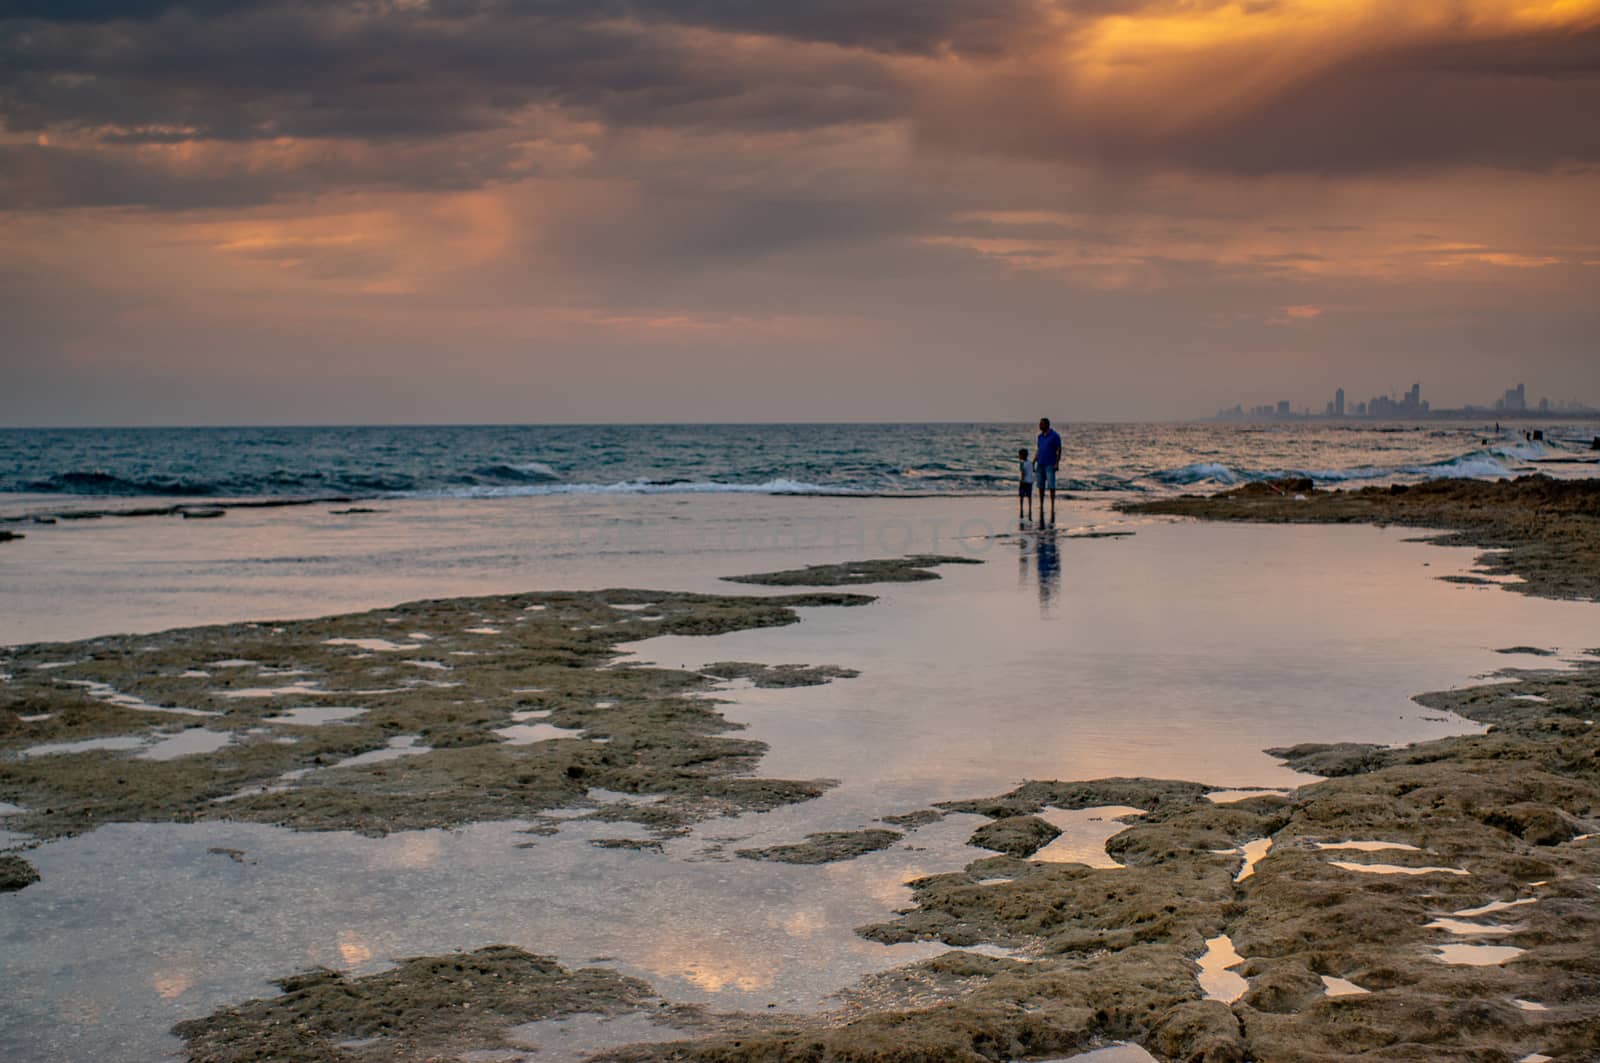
[0, 854, 39, 891]
[701, 661, 860, 687]
[175, 946, 662, 1063]
[724, 554, 981, 587]
[737, 828, 902, 864]
[968, 815, 1060, 858]
[1480, 801, 1583, 845]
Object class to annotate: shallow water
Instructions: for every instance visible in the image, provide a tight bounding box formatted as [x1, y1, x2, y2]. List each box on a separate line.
[0, 813, 984, 1061]
[1313, 840, 1422, 852]
[260, 706, 367, 726]
[136, 729, 235, 761]
[621, 512, 1591, 806]
[1320, 975, 1370, 997]
[1196, 935, 1248, 1003]
[1031, 806, 1147, 868]
[1434, 944, 1525, 965]
[1329, 861, 1470, 877]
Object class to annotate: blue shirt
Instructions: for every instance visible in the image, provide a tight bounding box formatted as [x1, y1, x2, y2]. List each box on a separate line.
[1036, 427, 1062, 469]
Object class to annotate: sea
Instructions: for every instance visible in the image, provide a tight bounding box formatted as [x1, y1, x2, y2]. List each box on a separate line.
[1, 421, 1597, 508]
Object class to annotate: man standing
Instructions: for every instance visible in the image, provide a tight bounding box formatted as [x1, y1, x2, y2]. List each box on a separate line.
[1035, 417, 1062, 523]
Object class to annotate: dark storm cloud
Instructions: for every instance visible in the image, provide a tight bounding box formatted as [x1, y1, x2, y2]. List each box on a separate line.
[0, 0, 275, 22]
[539, 0, 1048, 57]
[2, 0, 1599, 212]
[0, 3, 902, 142]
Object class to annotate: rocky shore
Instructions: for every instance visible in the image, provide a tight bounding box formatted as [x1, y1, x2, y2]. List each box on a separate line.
[0, 585, 885, 867]
[4, 510, 1599, 1062]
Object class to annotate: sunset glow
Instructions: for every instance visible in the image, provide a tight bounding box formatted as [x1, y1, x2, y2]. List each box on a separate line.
[3, 0, 1597, 423]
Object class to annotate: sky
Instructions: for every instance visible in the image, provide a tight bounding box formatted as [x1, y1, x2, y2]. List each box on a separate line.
[3, 0, 1598, 426]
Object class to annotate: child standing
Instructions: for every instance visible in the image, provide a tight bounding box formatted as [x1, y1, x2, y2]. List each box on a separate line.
[1017, 448, 1034, 519]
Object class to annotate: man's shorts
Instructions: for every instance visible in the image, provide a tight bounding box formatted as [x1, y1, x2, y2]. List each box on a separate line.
[1037, 465, 1057, 490]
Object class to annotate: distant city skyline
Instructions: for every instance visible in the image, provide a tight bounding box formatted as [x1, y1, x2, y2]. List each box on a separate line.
[1216, 380, 1598, 421]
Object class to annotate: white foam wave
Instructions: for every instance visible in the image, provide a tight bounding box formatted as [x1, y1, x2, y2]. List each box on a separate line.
[1157, 462, 1240, 485]
[1409, 453, 1516, 479]
[1487, 440, 1549, 461]
[1153, 445, 1530, 491]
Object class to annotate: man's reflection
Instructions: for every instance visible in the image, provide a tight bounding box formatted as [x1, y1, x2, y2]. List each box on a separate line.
[1035, 531, 1061, 613]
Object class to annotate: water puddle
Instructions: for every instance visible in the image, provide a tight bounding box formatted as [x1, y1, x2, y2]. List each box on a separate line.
[1205, 789, 1290, 804]
[1424, 917, 1519, 936]
[220, 681, 334, 699]
[1032, 806, 1146, 868]
[204, 659, 258, 668]
[327, 735, 432, 769]
[464, 627, 502, 635]
[1433, 944, 1525, 965]
[1453, 897, 1537, 917]
[1313, 840, 1421, 852]
[62, 680, 220, 717]
[493, 723, 586, 745]
[261, 706, 367, 726]
[1514, 999, 1549, 1012]
[1223, 838, 1272, 882]
[21, 735, 150, 757]
[1320, 975, 1369, 997]
[404, 660, 451, 671]
[136, 730, 234, 761]
[323, 638, 422, 652]
[1329, 861, 1468, 876]
[1195, 934, 1248, 1004]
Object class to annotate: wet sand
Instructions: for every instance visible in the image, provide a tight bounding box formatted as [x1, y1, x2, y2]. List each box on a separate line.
[4, 486, 1599, 1061]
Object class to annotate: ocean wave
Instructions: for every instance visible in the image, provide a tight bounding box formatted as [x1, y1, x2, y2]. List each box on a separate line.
[1405, 454, 1518, 479]
[1155, 462, 1241, 486]
[470, 461, 563, 484]
[1150, 445, 1540, 489]
[25, 470, 222, 496]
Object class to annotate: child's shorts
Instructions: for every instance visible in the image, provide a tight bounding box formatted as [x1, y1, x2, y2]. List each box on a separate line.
[1019, 482, 1033, 498]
